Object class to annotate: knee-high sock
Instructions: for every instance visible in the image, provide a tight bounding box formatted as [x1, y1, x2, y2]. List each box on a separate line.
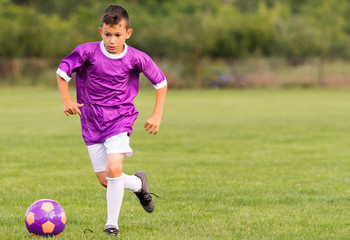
[122, 173, 142, 192]
[106, 176, 124, 229]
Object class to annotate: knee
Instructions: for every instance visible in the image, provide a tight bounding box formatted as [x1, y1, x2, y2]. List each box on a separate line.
[106, 165, 123, 178]
[98, 177, 107, 187]
[95, 172, 107, 187]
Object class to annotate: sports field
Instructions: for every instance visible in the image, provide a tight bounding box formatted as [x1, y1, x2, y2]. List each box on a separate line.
[1, 87, 350, 239]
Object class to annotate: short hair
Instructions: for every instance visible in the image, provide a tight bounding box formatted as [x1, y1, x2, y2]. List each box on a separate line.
[101, 4, 129, 29]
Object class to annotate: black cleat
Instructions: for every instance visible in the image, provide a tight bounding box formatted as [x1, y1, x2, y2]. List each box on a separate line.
[134, 171, 155, 213]
[104, 225, 120, 236]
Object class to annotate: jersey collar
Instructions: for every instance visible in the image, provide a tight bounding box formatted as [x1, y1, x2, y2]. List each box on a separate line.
[100, 41, 128, 59]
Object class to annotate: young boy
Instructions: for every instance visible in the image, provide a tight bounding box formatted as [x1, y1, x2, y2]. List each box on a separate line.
[56, 4, 167, 236]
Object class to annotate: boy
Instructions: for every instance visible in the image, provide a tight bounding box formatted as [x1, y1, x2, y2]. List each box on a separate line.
[56, 4, 167, 236]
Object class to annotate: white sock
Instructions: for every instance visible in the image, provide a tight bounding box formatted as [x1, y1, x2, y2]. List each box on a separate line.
[106, 176, 124, 229]
[122, 173, 142, 192]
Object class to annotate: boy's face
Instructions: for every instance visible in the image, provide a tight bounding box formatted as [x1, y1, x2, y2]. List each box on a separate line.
[99, 20, 133, 55]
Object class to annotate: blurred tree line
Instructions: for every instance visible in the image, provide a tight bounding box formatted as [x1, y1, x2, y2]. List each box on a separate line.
[2, 0, 350, 88]
[2, 0, 350, 60]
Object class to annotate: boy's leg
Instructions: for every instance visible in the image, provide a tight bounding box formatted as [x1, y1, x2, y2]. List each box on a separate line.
[90, 132, 137, 188]
[96, 170, 153, 213]
[95, 172, 108, 187]
[95, 172, 142, 192]
[88, 143, 108, 187]
[105, 153, 124, 230]
[88, 132, 153, 229]
[122, 173, 142, 192]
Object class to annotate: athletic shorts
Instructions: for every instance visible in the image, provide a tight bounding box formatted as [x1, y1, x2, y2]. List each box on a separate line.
[87, 132, 133, 172]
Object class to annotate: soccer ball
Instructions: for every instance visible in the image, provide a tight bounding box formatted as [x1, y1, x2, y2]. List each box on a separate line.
[25, 199, 66, 237]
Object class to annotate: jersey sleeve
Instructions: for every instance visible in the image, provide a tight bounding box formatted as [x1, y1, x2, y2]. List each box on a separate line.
[137, 52, 167, 89]
[56, 44, 90, 82]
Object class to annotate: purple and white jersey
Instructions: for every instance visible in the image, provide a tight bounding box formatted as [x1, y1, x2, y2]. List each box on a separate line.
[57, 41, 167, 145]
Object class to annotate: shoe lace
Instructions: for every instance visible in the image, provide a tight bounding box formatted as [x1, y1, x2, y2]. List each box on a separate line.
[84, 229, 93, 234]
[150, 192, 162, 199]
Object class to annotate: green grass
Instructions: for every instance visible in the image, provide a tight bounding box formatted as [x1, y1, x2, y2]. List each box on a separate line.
[1, 87, 350, 239]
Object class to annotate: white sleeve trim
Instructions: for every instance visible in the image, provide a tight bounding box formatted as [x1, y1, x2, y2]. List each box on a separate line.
[56, 68, 71, 82]
[153, 78, 167, 89]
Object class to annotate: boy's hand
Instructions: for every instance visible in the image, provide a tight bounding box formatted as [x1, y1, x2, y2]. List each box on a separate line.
[62, 99, 84, 116]
[57, 75, 83, 116]
[144, 113, 162, 135]
[144, 85, 167, 135]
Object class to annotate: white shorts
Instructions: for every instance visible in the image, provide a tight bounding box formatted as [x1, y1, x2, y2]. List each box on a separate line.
[87, 132, 133, 172]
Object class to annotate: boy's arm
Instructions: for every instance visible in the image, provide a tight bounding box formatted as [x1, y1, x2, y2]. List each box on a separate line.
[57, 75, 84, 116]
[144, 85, 167, 135]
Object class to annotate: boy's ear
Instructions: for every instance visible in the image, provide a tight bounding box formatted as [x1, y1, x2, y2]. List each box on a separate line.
[126, 28, 133, 39]
[98, 27, 102, 35]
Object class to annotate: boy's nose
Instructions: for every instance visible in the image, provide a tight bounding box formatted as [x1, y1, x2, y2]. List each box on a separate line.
[110, 37, 117, 44]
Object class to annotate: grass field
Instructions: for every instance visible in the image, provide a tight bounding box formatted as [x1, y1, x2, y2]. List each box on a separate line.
[1, 87, 350, 239]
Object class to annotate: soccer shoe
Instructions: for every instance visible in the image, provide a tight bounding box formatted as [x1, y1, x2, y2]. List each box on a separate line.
[103, 225, 120, 236]
[134, 171, 155, 213]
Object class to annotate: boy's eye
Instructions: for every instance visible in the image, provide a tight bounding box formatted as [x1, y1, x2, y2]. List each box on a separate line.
[116, 34, 121, 37]
[106, 33, 111, 37]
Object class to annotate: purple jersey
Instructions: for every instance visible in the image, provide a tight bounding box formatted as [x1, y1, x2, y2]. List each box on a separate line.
[57, 41, 167, 145]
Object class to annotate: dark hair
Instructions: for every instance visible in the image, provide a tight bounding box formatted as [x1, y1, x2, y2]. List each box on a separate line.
[101, 4, 129, 29]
